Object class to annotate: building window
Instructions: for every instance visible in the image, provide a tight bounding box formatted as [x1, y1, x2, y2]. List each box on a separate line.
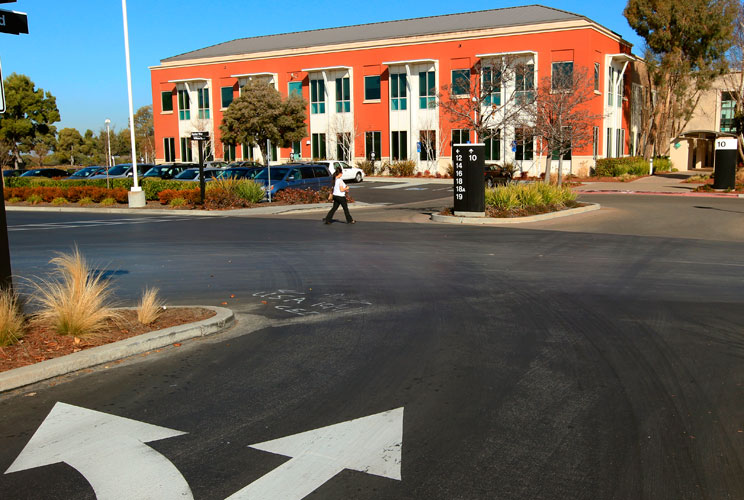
[484, 131, 501, 161]
[391, 73, 407, 110]
[180, 137, 193, 162]
[268, 142, 278, 162]
[606, 128, 613, 158]
[161, 91, 173, 113]
[721, 91, 737, 133]
[515, 64, 535, 104]
[483, 66, 502, 106]
[312, 133, 326, 159]
[552, 61, 573, 91]
[365, 131, 381, 160]
[221, 87, 234, 108]
[178, 89, 190, 120]
[419, 130, 436, 161]
[594, 63, 600, 92]
[291, 141, 301, 159]
[515, 128, 533, 161]
[223, 143, 235, 162]
[242, 143, 254, 160]
[593, 126, 599, 159]
[310, 79, 325, 114]
[364, 76, 380, 101]
[451, 69, 470, 96]
[164, 137, 175, 162]
[336, 133, 351, 161]
[451, 129, 470, 147]
[608, 67, 621, 107]
[335, 77, 350, 113]
[616, 129, 624, 157]
[288, 81, 302, 98]
[391, 131, 408, 160]
[197, 88, 210, 119]
[419, 71, 436, 109]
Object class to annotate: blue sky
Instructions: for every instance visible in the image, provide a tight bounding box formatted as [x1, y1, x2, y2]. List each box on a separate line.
[0, 0, 643, 135]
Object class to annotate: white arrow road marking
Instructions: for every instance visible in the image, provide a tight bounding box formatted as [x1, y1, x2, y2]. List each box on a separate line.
[5, 402, 193, 500]
[227, 407, 404, 500]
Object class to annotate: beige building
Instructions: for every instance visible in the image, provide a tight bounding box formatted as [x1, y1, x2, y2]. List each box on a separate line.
[670, 73, 740, 170]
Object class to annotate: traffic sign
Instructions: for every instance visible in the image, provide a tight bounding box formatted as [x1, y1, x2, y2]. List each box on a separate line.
[191, 131, 209, 141]
[0, 9, 28, 35]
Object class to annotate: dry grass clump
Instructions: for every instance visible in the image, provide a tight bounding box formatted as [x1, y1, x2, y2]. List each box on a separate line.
[31, 248, 119, 337]
[137, 287, 165, 325]
[0, 288, 25, 346]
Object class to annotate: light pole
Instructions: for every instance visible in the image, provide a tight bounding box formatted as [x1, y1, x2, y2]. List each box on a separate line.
[105, 119, 112, 189]
[121, 0, 145, 207]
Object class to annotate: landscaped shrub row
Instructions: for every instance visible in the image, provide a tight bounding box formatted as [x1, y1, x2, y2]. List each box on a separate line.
[593, 156, 672, 177]
[5, 186, 129, 203]
[485, 182, 577, 211]
[353, 160, 419, 177]
[6, 177, 199, 201]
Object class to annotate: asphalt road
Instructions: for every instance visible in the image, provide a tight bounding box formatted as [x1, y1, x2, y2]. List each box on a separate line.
[1, 197, 744, 499]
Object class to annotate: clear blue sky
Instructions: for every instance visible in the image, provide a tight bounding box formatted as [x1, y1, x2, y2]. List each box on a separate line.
[0, 0, 643, 135]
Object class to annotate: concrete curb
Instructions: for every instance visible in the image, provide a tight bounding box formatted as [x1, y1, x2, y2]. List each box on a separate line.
[575, 189, 744, 198]
[0, 306, 234, 393]
[430, 203, 601, 225]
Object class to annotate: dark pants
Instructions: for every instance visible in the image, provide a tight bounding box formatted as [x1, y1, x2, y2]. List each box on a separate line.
[325, 195, 353, 222]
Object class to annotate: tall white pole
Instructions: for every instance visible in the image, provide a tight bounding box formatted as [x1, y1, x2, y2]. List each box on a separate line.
[121, 0, 140, 191]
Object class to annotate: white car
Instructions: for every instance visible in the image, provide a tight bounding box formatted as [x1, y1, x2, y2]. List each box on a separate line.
[316, 160, 365, 183]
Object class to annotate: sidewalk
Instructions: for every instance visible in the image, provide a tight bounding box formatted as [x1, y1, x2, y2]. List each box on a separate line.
[574, 170, 743, 198]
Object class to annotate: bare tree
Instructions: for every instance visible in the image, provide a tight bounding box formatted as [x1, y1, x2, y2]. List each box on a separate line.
[438, 56, 536, 146]
[327, 114, 361, 162]
[524, 66, 604, 184]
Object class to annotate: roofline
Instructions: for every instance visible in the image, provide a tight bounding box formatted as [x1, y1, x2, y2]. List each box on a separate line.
[151, 20, 630, 71]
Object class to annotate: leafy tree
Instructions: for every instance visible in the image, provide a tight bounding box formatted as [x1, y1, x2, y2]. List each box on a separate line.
[625, 0, 737, 157]
[0, 73, 60, 168]
[30, 132, 57, 166]
[134, 105, 155, 163]
[220, 80, 307, 163]
[55, 128, 84, 165]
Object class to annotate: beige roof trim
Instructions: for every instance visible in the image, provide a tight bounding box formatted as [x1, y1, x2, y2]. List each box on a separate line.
[151, 20, 622, 71]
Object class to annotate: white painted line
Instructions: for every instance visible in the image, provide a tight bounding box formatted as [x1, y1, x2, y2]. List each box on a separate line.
[228, 407, 404, 500]
[372, 184, 409, 190]
[5, 402, 193, 500]
[404, 187, 428, 191]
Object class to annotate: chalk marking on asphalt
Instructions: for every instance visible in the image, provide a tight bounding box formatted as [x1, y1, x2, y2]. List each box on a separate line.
[227, 407, 403, 500]
[5, 402, 193, 500]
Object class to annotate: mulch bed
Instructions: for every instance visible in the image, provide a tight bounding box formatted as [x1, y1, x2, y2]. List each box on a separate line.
[0, 307, 215, 372]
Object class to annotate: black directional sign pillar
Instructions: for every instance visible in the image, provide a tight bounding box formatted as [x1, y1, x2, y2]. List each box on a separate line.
[453, 143, 485, 216]
[191, 131, 209, 204]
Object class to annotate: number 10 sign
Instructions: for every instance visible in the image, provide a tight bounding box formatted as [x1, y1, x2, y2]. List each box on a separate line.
[452, 143, 485, 216]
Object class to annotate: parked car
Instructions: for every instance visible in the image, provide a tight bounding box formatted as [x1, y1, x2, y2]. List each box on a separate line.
[2, 169, 23, 178]
[66, 166, 106, 180]
[142, 164, 192, 180]
[89, 163, 154, 180]
[215, 166, 263, 180]
[315, 160, 364, 182]
[253, 163, 333, 198]
[484, 164, 513, 188]
[173, 168, 221, 182]
[227, 160, 262, 169]
[204, 160, 228, 169]
[19, 168, 70, 179]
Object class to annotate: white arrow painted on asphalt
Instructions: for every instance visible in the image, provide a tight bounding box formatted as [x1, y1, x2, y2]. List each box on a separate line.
[5, 402, 193, 500]
[227, 407, 404, 500]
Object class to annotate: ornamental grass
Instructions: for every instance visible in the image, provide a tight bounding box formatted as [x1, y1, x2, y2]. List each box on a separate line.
[137, 287, 165, 325]
[0, 288, 25, 347]
[485, 182, 576, 211]
[30, 248, 119, 337]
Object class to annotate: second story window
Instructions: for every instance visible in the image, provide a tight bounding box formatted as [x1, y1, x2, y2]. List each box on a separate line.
[336, 77, 350, 113]
[515, 63, 535, 105]
[197, 88, 210, 119]
[551, 62, 573, 92]
[594, 63, 600, 92]
[310, 79, 325, 114]
[721, 91, 737, 133]
[391, 73, 407, 111]
[221, 87, 234, 108]
[483, 66, 501, 105]
[288, 81, 302, 98]
[178, 89, 190, 120]
[161, 91, 173, 113]
[419, 71, 436, 109]
[364, 76, 380, 100]
[451, 69, 470, 96]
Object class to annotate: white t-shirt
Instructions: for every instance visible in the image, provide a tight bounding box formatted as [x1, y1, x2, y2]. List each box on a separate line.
[333, 177, 347, 197]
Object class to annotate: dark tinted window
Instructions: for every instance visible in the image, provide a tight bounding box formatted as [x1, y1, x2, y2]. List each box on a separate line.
[312, 166, 330, 178]
[300, 166, 315, 179]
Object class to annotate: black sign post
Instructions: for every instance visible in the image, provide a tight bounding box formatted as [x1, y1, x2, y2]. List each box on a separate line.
[453, 143, 485, 216]
[713, 137, 737, 190]
[191, 131, 209, 204]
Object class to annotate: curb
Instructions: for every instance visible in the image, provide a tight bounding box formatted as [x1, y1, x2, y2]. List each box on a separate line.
[430, 203, 601, 225]
[0, 306, 234, 393]
[575, 189, 744, 198]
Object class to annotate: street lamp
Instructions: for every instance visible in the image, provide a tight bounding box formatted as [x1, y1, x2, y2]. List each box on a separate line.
[105, 119, 112, 189]
[121, 0, 144, 207]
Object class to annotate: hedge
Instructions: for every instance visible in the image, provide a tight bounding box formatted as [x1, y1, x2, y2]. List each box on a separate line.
[593, 156, 673, 177]
[6, 177, 200, 200]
